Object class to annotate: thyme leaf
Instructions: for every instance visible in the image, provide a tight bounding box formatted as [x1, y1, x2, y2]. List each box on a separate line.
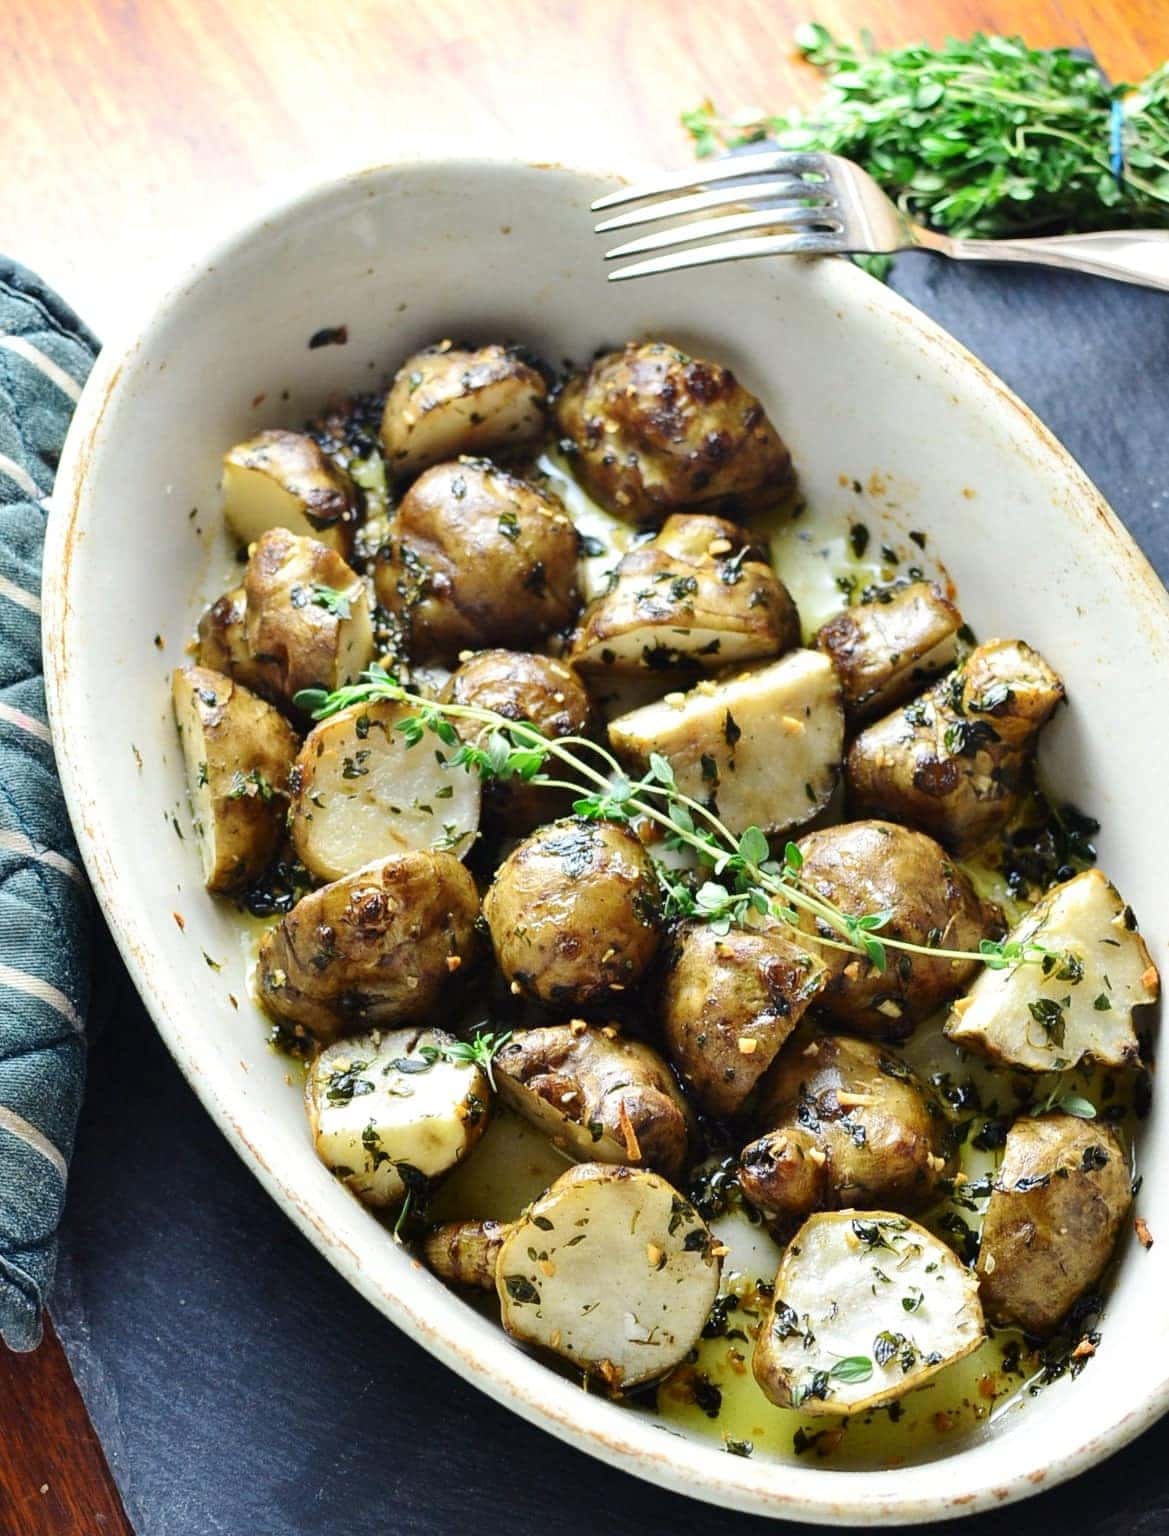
[311, 582, 357, 619]
[419, 1029, 514, 1092]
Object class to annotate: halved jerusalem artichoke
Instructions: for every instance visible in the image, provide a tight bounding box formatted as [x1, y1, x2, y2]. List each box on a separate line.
[374, 460, 580, 661]
[306, 1026, 490, 1209]
[554, 341, 795, 527]
[608, 650, 844, 838]
[739, 1035, 952, 1237]
[288, 699, 480, 880]
[222, 429, 356, 552]
[440, 649, 595, 833]
[976, 1113, 1131, 1336]
[494, 1024, 694, 1181]
[660, 919, 825, 1118]
[171, 665, 298, 892]
[380, 343, 548, 476]
[482, 819, 661, 1008]
[945, 869, 1158, 1070]
[794, 820, 1002, 1038]
[846, 638, 1065, 853]
[493, 1163, 722, 1391]
[816, 580, 962, 722]
[244, 528, 374, 706]
[257, 850, 479, 1042]
[570, 513, 798, 675]
[753, 1211, 984, 1415]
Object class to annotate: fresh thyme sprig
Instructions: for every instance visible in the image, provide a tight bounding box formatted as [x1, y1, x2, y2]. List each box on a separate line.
[293, 666, 1050, 977]
[684, 30, 1169, 240]
[419, 1028, 514, 1092]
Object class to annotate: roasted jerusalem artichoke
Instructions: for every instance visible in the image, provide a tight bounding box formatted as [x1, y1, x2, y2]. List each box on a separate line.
[738, 1034, 952, 1236]
[555, 340, 795, 527]
[846, 638, 1065, 853]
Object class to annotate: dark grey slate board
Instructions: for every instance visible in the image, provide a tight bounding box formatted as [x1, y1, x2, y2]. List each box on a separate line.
[54, 256, 1169, 1536]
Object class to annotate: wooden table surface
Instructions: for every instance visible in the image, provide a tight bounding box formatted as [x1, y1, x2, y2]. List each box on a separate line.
[2, 2, 1167, 1531]
[4, 0, 1167, 334]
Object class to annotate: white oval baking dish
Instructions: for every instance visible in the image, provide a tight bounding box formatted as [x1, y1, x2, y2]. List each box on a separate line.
[44, 158, 1169, 1524]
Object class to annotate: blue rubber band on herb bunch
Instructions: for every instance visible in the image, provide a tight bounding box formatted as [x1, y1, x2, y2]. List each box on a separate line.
[1072, 47, 1127, 191]
[1110, 98, 1127, 188]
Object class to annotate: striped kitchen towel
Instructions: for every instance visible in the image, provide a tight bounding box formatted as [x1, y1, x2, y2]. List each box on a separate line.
[0, 260, 98, 1351]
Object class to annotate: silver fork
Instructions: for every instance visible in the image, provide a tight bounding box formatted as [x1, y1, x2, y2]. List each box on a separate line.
[594, 149, 1169, 291]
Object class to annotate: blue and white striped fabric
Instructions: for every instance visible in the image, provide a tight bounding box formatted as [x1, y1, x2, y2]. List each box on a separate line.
[0, 260, 97, 1351]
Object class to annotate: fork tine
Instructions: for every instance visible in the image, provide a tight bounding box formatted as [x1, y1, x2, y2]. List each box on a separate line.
[603, 204, 843, 260]
[606, 230, 846, 282]
[595, 179, 834, 234]
[590, 150, 830, 211]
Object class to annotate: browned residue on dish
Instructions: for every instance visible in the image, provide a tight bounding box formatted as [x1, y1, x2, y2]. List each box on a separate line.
[867, 470, 888, 497]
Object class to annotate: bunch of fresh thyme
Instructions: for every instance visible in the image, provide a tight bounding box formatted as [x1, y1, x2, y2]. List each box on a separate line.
[295, 666, 1055, 978]
[684, 28, 1169, 241]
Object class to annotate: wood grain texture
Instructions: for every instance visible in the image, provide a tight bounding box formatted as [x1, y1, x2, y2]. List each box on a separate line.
[0, 1315, 131, 1535]
[0, 4, 1165, 1534]
[0, 0, 1165, 330]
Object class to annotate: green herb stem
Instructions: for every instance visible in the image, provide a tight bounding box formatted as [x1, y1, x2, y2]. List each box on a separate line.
[294, 668, 1055, 977]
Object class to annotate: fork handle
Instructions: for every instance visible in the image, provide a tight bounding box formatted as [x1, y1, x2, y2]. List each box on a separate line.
[930, 229, 1169, 293]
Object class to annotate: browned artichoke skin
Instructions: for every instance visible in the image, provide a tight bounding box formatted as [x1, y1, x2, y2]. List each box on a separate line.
[795, 820, 1002, 1037]
[816, 581, 961, 721]
[659, 920, 825, 1117]
[423, 1219, 509, 1290]
[172, 665, 300, 892]
[257, 850, 479, 1042]
[441, 650, 595, 831]
[380, 344, 548, 476]
[374, 460, 580, 661]
[242, 527, 370, 704]
[976, 1114, 1132, 1335]
[846, 640, 1065, 853]
[555, 342, 795, 527]
[482, 819, 660, 1008]
[233, 428, 356, 537]
[738, 1126, 829, 1233]
[195, 587, 279, 701]
[742, 1034, 952, 1235]
[570, 512, 799, 673]
[495, 1024, 694, 1182]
